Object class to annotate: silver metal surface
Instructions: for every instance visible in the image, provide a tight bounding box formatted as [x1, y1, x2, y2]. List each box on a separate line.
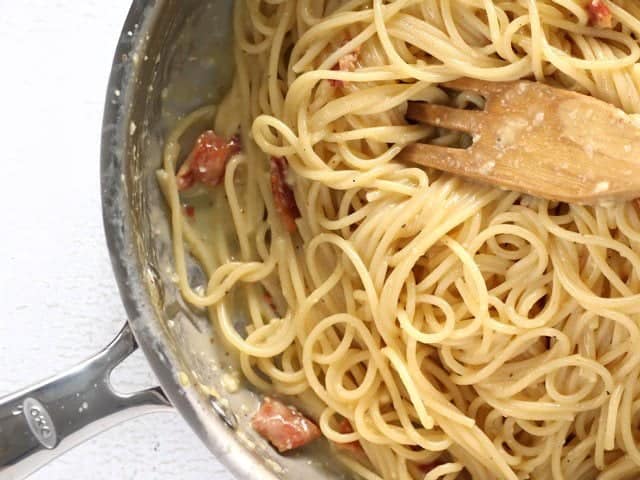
[1, 1, 349, 478]
[0, 324, 170, 479]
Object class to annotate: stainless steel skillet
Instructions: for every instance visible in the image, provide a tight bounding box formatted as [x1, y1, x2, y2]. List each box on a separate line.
[0, 2, 346, 479]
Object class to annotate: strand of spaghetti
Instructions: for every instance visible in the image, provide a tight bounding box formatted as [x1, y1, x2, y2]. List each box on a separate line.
[425, 463, 463, 480]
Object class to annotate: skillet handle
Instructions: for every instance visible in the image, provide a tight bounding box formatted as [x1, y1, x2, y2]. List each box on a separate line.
[0, 323, 172, 480]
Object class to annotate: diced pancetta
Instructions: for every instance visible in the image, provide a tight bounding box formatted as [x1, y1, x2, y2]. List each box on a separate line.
[334, 419, 363, 455]
[587, 0, 613, 28]
[176, 131, 241, 191]
[270, 157, 301, 233]
[329, 46, 361, 88]
[252, 397, 321, 452]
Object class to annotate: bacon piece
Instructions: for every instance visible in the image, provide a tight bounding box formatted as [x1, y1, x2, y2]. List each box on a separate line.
[176, 131, 241, 191]
[184, 205, 195, 218]
[263, 290, 278, 315]
[329, 46, 361, 88]
[334, 419, 363, 454]
[270, 157, 300, 233]
[252, 397, 321, 452]
[587, 0, 613, 28]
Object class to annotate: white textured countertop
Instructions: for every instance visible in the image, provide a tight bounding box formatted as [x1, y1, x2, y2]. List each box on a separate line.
[0, 2, 234, 479]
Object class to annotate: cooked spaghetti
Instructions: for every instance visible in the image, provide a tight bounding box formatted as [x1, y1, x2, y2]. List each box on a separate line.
[157, 1, 640, 478]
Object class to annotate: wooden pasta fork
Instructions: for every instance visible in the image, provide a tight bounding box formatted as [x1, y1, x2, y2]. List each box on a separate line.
[398, 79, 640, 204]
